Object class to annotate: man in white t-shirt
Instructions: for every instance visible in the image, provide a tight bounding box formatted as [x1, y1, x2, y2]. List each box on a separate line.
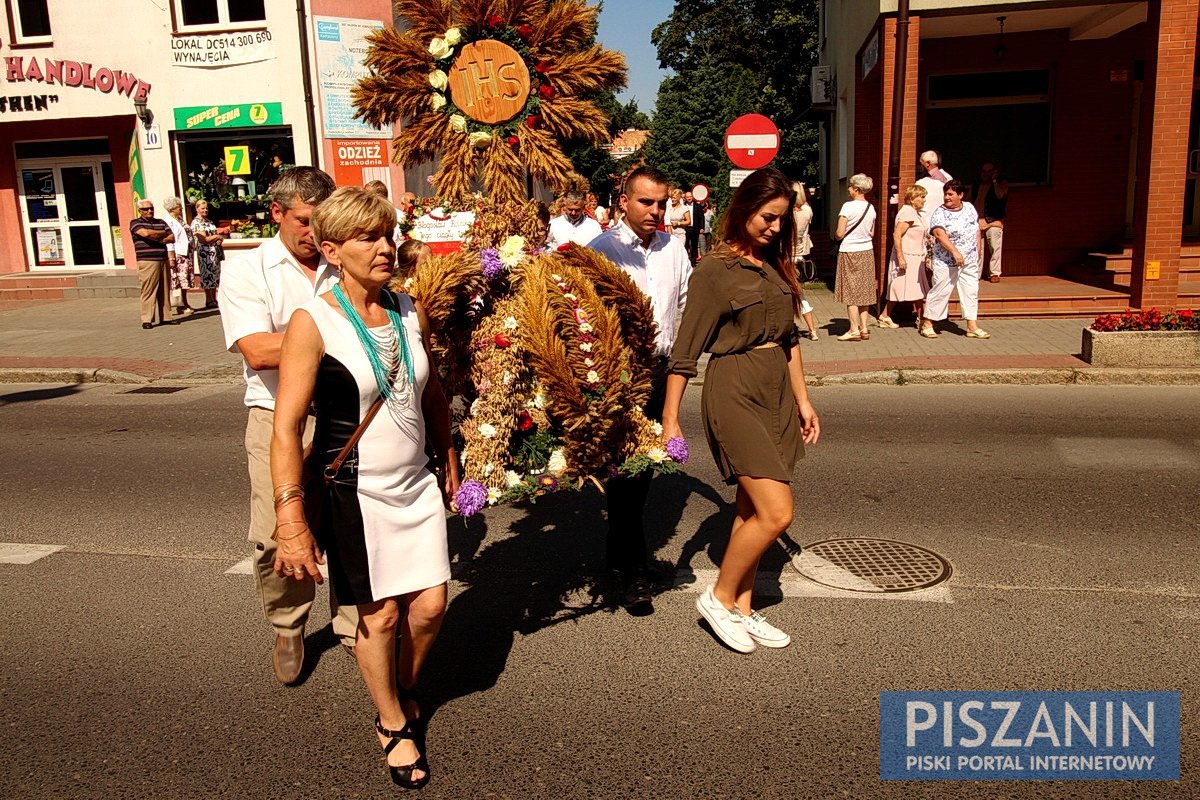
[916, 149, 952, 224]
[218, 167, 358, 684]
[546, 191, 603, 249]
[587, 166, 692, 612]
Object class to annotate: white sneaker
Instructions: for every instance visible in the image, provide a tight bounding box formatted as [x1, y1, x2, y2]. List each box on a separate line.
[742, 610, 791, 648]
[695, 588, 756, 653]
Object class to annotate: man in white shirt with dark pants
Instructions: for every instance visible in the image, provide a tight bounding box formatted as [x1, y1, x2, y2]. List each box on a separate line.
[218, 167, 358, 684]
[588, 166, 692, 612]
[547, 190, 603, 249]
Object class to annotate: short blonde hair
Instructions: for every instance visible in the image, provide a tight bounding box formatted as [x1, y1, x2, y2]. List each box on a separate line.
[311, 186, 396, 245]
[792, 181, 808, 206]
[849, 173, 873, 193]
[904, 184, 928, 205]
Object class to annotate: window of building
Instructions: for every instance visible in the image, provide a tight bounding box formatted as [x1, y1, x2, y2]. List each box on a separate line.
[174, 0, 266, 31]
[924, 69, 1052, 185]
[9, 0, 53, 43]
[175, 127, 295, 239]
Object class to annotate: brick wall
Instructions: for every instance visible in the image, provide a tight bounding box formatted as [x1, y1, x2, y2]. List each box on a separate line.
[920, 24, 1152, 276]
[877, 16, 921, 289]
[1129, 0, 1199, 309]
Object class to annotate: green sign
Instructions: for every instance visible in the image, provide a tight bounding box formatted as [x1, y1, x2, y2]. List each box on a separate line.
[173, 102, 283, 131]
[128, 133, 145, 208]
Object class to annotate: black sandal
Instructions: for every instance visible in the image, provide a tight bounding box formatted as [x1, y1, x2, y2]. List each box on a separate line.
[396, 684, 428, 767]
[375, 715, 430, 790]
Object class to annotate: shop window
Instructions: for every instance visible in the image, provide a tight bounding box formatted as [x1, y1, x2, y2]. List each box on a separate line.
[176, 128, 294, 240]
[9, 0, 53, 43]
[175, 0, 266, 31]
[924, 69, 1052, 185]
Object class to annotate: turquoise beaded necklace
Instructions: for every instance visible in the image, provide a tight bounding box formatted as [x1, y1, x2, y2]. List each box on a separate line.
[331, 284, 415, 402]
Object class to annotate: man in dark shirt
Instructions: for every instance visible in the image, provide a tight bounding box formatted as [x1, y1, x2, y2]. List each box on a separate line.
[683, 190, 704, 263]
[130, 200, 175, 328]
[973, 162, 1009, 282]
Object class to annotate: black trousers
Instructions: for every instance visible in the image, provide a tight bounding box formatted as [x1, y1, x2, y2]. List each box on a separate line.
[684, 228, 701, 262]
[605, 361, 668, 575]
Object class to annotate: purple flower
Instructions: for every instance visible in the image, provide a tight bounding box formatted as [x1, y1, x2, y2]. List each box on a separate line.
[455, 480, 488, 517]
[536, 475, 558, 491]
[666, 436, 689, 464]
[481, 248, 505, 280]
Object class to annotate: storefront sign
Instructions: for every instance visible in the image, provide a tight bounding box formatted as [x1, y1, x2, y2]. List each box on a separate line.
[330, 138, 388, 186]
[224, 145, 252, 175]
[411, 210, 474, 255]
[0, 94, 58, 114]
[313, 16, 387, 139]
[4, 56, 151, 101]
[171, 31, 275, 68]
[173, 102, 283, 130]
[861, 31, 879, 79]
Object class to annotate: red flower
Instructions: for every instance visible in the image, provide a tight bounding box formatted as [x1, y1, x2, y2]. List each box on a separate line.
[525, 115, 541, 129]
[494, 333, 511, 348]
[538, 84, 556, 101]
[486, 14, 504, 27]
[516, 23, 534, 39]
[534, 60, 550, 74]
[517, 411, 535, 432]
[506, 135, 520, 147]
[556, 243, 572, 252]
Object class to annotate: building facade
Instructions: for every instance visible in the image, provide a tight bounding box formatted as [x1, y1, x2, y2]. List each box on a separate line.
[0, 0, 404, 275]
[817, 0, 1198, 310]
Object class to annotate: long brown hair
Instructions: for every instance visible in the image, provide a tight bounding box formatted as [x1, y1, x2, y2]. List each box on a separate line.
[718, 167, 803, 314]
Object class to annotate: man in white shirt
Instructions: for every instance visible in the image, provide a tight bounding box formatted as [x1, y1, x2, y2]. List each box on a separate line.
[546, 191, 603, 249]
[218, 167, 358, 684]
[916, 149, 952, 224]
[587, 166, 692, 612]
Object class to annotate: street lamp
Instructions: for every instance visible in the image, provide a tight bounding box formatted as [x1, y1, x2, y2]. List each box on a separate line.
[133, 98, 154, 127]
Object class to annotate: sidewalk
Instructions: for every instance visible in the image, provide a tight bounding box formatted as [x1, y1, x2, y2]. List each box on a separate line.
[0, 290, 1195, 385]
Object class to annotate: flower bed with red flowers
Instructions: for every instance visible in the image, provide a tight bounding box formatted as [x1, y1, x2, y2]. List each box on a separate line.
[1091, 308, 1198, 332]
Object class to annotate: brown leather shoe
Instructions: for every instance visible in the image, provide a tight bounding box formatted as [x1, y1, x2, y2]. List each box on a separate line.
[989, 275, 1000, 283]
[272, 633, 304, 684]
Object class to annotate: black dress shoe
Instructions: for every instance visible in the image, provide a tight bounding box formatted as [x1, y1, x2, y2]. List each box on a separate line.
[622, 575, 654, 614]
[142, 322, 153, 330]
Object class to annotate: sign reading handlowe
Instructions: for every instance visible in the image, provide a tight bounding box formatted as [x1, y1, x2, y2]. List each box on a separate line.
[881, 691, 1179, 780]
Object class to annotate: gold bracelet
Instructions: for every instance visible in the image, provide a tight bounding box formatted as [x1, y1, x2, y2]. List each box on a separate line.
[271, 521, 309, 541]
[274, 492, 305, 510]
[273, 528, 308, 542]
[272, 482, 303, 499]
[274, 487, 305, 503]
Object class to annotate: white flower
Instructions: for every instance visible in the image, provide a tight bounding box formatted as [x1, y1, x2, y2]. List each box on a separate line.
[579, 342, 593, 352]
[428, 37, 451, 59]
[469, 398, 481, 415]
[482, 463, 494, 477]
[499, 235, 526, 268]
[487, 487, 502, 505]
[547, 449, 567, 475]
[578, 322, 593, 333]
[503, 316, 518, 330]
[429, 93, 446, 111]
[584, 358, 594, 367]
[550, 273, 563, 281]
[586, 370, 600, 384]
[477, 422, 497, 438]
[468, 131, 492, 148]
[428, 69, 448, 90]
[444, 27, 462, 45]
[402, 277, 416, 292]
[531, 390, 549, 409]
[563, 292, 577, 301]
[647, 447, 668, 463]
[652, 422, 663, 436]
[502, 371, 514, 385]
[504, 470, 522, 488]
[449, 114, 468, 133]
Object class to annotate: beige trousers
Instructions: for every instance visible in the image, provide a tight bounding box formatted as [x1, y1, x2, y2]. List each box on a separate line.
[984, 226, 1003, 277]
[137, 259, 173, 325]
[245, 407, 358, 645]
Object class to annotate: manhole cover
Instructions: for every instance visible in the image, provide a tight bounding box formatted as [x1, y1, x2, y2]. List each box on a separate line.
[124, 386, 188, 394]
[792, 538, 951, 593]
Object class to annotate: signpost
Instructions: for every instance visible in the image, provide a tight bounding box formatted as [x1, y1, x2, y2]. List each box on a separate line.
[724, 114, 779, 170]
[691, 184, 709, 203]
[728, 169, 753, 188]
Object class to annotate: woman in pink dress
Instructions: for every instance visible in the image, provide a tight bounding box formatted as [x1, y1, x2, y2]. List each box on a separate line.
[879, 184, 930, 329]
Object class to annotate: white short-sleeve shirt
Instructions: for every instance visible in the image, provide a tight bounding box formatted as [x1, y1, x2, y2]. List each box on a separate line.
[217, 236, 340, 409]
[547, 214, 603, 250]
[837, 199, 876, 252]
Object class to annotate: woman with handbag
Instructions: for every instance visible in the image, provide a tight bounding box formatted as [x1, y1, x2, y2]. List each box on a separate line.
[831, 174, 877, 342]
[270, 187, 459, 790]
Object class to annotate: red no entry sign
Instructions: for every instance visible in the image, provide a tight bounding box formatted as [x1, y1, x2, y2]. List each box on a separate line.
[724, 114, 779, 170]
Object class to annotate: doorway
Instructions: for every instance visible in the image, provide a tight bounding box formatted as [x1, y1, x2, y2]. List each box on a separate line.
[17, 157, 116, 270]
[1186, 89, 1200, 236]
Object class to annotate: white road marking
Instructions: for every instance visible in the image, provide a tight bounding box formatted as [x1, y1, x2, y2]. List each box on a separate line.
[1052, 437, 1198, 469]
[0, 542, 67, 564]
[225, 557, 327, 578]
[676, 567, 954, 604]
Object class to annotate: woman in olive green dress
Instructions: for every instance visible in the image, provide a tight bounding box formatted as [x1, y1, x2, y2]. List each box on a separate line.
[662, 167, 821, 654]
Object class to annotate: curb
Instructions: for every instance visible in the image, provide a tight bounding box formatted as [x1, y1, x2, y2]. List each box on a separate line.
[4, 366, 1200, 388]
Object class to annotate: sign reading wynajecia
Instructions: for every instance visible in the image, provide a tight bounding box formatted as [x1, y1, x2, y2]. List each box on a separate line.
[880, 691, 1180, 780]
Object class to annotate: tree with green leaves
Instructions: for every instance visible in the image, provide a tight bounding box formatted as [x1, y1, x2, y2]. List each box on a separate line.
[645, 0, 820, 209]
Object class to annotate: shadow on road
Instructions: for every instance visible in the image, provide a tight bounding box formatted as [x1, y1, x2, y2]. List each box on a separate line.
[0, 384, 81, 406]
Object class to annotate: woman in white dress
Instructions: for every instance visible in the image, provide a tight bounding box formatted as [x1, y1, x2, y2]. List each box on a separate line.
[667, 187, 690, 246]
[791, 183, 819, 340]
[271, 187, 459, 790]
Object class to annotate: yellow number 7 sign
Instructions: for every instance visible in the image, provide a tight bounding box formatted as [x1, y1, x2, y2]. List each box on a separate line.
[224, 145, 251, 175]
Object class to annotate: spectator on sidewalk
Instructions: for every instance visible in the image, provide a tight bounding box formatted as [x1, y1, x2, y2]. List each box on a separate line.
[792, 183, 819, 341]
[880, 184, 930, 329]
[916, 150, 952, 225]
[666, 188, 690, 248]
[923, 179, 990, 340]
[546, 191, 603, 249]
[832, 174, 877, 342]
[190, 200, 225, 310]
[218, 167, 359, 685]
[973, 162, 1009, 282]
[130, 199, 175, 330]
[163, 197, 195, 318]
[684, 190, 704, 262]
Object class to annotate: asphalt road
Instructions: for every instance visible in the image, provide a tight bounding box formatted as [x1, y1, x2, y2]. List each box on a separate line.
[0, 383, 1197, 799]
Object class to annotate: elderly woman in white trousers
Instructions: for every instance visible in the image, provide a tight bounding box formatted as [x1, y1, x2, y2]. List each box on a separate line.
[921, 179, 990, 339]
